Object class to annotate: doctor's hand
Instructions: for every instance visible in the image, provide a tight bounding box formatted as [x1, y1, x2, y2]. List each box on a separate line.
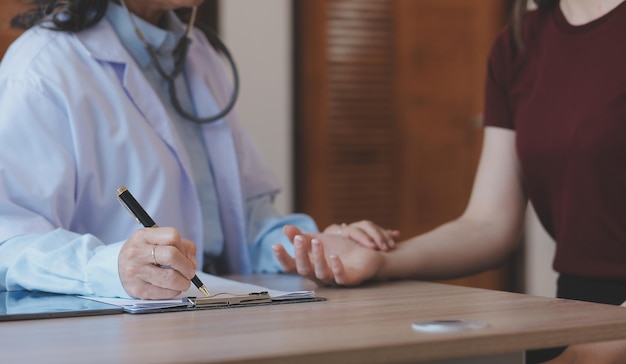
[273, 225, 384, 286]
[119, 227, 198, 299]
[323, 220, 400, 252]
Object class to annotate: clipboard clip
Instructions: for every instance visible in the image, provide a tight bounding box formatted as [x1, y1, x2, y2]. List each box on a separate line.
[184, 292, 271, 308]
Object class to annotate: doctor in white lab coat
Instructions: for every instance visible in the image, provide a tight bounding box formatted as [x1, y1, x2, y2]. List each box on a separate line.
[0, 0, 312, 300]
[0, 0, 397, 299]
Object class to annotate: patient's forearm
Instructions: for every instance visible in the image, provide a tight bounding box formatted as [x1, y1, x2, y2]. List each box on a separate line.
[377, 217, 522, 281]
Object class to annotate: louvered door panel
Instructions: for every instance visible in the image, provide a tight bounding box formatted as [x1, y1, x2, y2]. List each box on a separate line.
[296, 0, 399, 229]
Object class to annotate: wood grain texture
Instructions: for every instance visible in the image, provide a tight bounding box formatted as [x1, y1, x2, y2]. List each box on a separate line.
[2, 275, 626, 364]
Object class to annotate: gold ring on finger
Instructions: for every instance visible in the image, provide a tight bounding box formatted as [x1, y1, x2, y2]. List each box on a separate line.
[151, 245, 160, 267]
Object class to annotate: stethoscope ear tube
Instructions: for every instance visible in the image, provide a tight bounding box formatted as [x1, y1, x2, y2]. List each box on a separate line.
[184, 22, 240, 124]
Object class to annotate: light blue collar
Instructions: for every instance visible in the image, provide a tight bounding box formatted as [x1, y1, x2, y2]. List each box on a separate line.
[105, 2, 186, 68]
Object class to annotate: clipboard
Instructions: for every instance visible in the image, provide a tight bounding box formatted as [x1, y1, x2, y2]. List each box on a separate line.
[185, 291, 272, 307]
[121, 291, 324, 314]
[121, 291, 271, 314]
[83, 273, 325, 314]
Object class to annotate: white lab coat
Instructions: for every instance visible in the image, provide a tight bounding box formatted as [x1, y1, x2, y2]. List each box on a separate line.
[0, 18, 306, 297]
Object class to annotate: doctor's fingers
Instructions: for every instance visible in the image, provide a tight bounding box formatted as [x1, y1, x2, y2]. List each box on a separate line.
[272, 244, 297, 273]
[310, 239, 338, 285]
[122, 228, 197, 279]
[149, 244, 198, 278]
[282, 225, 305, 243]
[292, 235, 315, 278]
[180, 237, 199, 270]
[142, 227, 197, 272]
[294, 235, 338, 285]
[123, 265, 190, 300]
[118, 245, 191, 299]
[308, 237, 362, 286]
[272, 240, 339, 286]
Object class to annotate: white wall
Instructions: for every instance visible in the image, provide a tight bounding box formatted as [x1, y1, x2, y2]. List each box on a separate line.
[219, 0, 293, 214]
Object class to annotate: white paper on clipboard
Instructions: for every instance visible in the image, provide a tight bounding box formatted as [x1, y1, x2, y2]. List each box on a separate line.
[81, 272, 318, 313]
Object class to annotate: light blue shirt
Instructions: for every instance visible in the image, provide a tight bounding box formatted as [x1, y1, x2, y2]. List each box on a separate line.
[0, 5, 317, 298]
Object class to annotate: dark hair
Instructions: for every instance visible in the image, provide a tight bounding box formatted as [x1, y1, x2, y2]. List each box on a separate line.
[511, 0, 559, 50]
[11, 0, 108, 32]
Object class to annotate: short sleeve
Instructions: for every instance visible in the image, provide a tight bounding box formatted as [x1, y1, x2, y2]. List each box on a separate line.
[483, 26, 516, 130]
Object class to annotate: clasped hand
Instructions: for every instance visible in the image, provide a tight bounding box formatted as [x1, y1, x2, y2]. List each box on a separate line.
[323, 220, 399, 251]
[273, 222, 399, 286]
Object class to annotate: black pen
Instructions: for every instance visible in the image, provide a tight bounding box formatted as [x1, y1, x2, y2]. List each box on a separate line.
[116, 186, 210, 297]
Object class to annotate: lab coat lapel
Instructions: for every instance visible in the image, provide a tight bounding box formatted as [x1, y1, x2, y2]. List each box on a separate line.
[122, 67, 197, 176]
[186, 44, 251, 274]
[76, 19, 197, 185]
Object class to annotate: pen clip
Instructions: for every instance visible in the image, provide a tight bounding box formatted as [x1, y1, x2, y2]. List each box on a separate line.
[116, 186, 142, 226]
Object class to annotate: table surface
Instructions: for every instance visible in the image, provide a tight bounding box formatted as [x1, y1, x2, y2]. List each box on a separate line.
[2, 274, 626, 364]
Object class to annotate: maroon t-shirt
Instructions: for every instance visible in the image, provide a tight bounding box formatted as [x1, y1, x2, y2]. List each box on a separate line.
[483, 3, 626, 280]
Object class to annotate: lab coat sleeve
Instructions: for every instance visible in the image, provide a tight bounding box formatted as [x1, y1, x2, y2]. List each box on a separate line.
[230, 118, 319, 272]
[0, 75, 129, 298]
[1, 233, 127, 298]
[246, 194, 319, 273]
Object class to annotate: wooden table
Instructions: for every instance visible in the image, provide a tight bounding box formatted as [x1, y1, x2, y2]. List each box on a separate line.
[2, 274, 626, 364]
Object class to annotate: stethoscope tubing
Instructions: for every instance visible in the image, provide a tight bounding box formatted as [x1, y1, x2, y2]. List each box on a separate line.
[120, 1, 239, 124]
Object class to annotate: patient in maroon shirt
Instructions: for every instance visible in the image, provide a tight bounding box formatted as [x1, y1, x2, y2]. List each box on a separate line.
[274, 1, 626, 363]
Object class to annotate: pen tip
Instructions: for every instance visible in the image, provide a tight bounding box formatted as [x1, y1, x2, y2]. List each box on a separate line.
[199, 286, 210, 297]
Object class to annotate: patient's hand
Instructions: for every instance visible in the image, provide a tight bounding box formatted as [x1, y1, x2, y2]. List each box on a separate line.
[273, 225, 384, 286]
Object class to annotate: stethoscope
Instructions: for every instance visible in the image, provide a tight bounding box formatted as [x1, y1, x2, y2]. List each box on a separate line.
[119, 0, 239, 124]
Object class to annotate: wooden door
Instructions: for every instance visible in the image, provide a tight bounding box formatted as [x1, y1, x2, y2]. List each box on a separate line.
[295, 0, 515, 290]
[0, 0, 28, 58]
